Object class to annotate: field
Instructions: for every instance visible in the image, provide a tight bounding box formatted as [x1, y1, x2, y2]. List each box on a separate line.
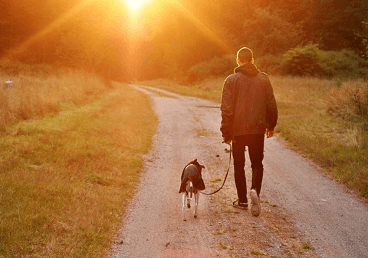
[0, 62, 157, 257]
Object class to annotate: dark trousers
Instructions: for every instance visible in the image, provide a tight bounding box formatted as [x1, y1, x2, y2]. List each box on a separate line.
[233, 134, 264, 203]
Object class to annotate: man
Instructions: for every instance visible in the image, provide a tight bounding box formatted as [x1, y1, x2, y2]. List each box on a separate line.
[220, 47, 278, 217]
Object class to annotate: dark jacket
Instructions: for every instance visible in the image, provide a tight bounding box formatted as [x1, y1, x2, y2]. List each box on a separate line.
[179, 159, 205, 193]
[220, 63, 278, 138]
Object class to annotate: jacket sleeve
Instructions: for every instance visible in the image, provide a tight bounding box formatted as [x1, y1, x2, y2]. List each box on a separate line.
[265, 77, 278, 131]
[220, 78, 235, 138]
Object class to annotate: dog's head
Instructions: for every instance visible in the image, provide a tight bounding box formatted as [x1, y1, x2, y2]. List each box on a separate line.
[186, 159, 205, 174]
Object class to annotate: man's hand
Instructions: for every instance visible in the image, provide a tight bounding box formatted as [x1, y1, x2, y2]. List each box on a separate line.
[222, 135, 233, 145]
[266, 129, 274, 138]
[222, 139, 232, 145]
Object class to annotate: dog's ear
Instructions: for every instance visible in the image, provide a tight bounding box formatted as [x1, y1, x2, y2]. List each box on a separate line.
[190, 159, 198, 166]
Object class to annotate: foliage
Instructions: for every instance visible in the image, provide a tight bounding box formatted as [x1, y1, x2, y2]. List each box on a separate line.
[281, 44, 325, 77]
[320, 49, 368, 78]
[187, 55, 235, 83]
[306, 0, 368, 58]
[243, 7, 304, 56]
[281, 44, 368, 78]
[255, 55, 283, 75]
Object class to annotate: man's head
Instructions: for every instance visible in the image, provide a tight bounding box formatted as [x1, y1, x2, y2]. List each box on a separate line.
[237, 47, 254, 66]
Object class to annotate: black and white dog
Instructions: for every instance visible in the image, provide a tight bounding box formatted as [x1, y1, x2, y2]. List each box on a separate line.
[179, 159, 205, 221]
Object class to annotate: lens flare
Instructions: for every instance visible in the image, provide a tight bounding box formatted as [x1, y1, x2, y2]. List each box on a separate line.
[126, 0, 150, 11]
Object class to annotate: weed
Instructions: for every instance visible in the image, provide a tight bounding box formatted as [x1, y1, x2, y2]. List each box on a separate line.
[297, 248, 305, 254]
[210, 177, 223, 182]
[250, 249, 265, 255]
[302, 242, 312, 249]
[220, 242, 228, 249]
[196, 128, 217, 137]
[213, 229, 226, 235]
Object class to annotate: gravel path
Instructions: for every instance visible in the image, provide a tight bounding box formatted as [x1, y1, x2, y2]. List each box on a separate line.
[109, 86, 368, 258]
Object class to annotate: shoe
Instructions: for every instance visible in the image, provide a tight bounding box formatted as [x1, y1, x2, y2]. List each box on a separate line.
[250, 189, 261, 217]
[232, 199, 248, 210]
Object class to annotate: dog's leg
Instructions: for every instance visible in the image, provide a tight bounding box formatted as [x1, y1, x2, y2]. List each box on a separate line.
[186, 181, 192, 209]
[194, 190, 199, 219]
[182, 192, 187, 221]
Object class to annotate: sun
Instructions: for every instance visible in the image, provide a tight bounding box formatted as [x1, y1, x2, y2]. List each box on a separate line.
[125, 0, 151, 11]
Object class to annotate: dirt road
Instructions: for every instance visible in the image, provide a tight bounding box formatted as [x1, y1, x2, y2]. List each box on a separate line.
[109, 86, 368, 258]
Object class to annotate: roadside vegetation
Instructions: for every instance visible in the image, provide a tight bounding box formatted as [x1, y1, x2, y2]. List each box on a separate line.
[136, 75, 368, 199]
[0, 60, 112, 130]
[0, 62, 157, 257]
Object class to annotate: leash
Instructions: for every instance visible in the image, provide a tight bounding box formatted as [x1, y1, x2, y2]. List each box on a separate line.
[200, 143, 232, 195]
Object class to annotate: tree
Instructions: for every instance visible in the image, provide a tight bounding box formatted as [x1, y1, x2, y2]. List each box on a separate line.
[305, 0, 368, 57]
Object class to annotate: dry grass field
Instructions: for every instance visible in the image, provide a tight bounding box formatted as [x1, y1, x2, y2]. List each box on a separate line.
[0, 62, 108, 129]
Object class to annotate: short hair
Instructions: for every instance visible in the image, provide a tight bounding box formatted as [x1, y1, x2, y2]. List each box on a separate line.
[237, 47, 253, 63]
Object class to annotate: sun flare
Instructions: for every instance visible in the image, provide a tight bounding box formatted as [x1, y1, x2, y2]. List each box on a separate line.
[126, 0, 150, 11]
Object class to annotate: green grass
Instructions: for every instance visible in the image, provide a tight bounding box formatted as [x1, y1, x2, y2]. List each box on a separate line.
[0, 82, 157, 257]
[137, 76, 368, 198]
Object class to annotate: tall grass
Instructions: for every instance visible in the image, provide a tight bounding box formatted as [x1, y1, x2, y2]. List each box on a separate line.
[0, 60, 108, 129]
[138, 76, 368, 198]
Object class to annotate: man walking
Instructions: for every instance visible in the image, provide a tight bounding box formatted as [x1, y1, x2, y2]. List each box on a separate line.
[220, 47, 278, 217]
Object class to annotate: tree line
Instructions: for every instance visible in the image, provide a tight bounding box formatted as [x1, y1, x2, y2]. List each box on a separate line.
[1, 0, 367, 81]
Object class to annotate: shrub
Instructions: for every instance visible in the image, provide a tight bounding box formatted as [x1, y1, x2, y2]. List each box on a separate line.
[281, 44, 324, 77]
[281, 44, 368, 79]
[187, 55, 236, 83]
[255, 55, 282, 74]
[320, 49, 368, 79]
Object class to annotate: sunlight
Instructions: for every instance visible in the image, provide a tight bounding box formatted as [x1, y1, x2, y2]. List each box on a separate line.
[125, 0, 151, 12]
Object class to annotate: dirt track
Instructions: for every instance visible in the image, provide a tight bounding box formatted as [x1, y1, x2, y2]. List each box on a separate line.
[109, 86, 368, 258]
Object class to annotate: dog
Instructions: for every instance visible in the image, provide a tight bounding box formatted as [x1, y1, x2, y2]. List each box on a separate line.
[179, 159, 205, 221]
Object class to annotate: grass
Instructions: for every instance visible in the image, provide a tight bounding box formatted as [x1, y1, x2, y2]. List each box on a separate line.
[0, 66, 109, 129]
[250, 249, 265, 255]
[0, 82, 157, 257]
[302, 242, 312, 249]
[137, 76, 368, 198]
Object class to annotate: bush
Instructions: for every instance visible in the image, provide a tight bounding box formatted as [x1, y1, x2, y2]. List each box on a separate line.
[187, 55, 236, 83]
[320, 49, 368, 79]
[281, 44, 368, 79]
[255, 55, 282, 74]
[281, 44, 324, 77]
